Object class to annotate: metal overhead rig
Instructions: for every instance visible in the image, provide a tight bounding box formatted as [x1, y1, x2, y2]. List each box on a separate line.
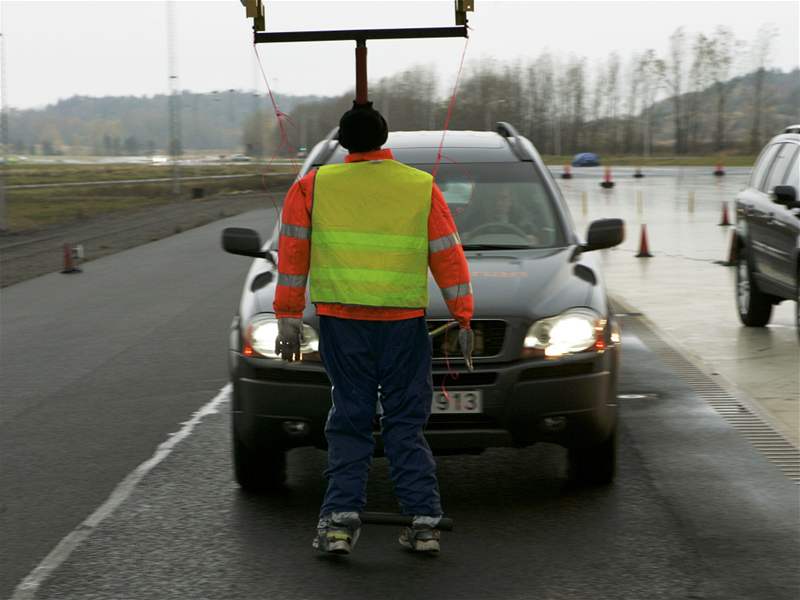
[241, 0, 474, 103]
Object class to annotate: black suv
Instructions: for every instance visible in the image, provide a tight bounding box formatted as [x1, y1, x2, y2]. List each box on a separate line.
[734, 125, 800, 334]
[222, 123, 625, 492]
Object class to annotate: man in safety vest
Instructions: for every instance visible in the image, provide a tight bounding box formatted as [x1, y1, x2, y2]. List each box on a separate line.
[274, 102, 474, 555]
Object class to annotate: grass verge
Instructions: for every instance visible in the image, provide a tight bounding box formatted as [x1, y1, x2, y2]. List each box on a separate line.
[3, 163, 295, 232]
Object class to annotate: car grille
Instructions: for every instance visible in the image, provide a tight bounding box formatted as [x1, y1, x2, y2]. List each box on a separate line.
[427, 320, 506, 359]
[518, 361, 595, 381]
[426, 414, 498, 430]
[432, 371, 497, 387]
[374, 413, 498, 431]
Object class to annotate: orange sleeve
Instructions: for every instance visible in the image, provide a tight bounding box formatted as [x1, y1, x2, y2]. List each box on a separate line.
[273, 170, 315, 319]
[428, 183, 473, 328]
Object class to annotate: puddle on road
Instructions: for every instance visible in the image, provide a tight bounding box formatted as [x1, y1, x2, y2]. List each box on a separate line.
[618, 393, 661, 400]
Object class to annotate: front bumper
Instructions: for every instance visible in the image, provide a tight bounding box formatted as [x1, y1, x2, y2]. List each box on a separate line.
[231, 346, 619, 454]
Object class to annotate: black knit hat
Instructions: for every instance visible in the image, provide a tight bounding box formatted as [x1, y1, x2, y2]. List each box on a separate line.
[338, 101, 389, 153]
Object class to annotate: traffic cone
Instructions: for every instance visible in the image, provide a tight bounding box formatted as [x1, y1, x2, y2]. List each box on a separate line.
[713, 162, 725, 176]
[633, 166, 644, 178]
[723, 230, 738, 266]
[561, 164, 573, 179]
[600, 166, 615, 188]
[718, 202, 731, 226]
[635, 224, 653, 258]
[61, 243, 81, 274]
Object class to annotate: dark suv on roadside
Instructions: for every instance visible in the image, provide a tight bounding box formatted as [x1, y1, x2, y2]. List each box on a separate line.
[734, 125, 800, 334]
[222, 123, 625, 492]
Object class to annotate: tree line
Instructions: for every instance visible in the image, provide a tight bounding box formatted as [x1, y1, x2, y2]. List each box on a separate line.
[5, 25, 798, 157]
[285, 25, 799, 157]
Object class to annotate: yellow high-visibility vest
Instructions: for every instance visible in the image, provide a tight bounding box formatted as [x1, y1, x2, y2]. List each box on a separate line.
[310, 160, 432, 308]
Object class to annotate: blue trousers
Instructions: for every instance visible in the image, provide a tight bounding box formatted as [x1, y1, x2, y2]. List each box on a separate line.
[318, 316, 442, 517]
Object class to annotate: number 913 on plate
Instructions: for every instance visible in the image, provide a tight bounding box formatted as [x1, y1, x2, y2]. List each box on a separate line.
[431, 390, 483, 414]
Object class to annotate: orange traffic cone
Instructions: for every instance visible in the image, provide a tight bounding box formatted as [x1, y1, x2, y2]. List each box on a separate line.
[713, 162, 725, 176]
[635, 224, 653, 258]
[61, 243, 81, 274]
[723, 230, 738, 266]
[561, 164, 573, 179]
[718, 202, 731, 226]
[600, 166, 615, 188]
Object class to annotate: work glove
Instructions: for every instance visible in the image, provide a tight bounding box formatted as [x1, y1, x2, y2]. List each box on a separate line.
[276, 318, 304, 361]
[458, 327, 474, 372]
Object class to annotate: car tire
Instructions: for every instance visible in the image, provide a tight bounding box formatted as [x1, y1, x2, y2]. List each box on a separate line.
[735, 245, 773, 327]
[795, 272, 799, 341]
[567, 429, 616, 486]
[232, 429, 287, 492]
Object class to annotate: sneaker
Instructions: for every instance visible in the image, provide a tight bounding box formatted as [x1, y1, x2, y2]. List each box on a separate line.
[398, 516, 442, 554]
[313, 512, 361, 555]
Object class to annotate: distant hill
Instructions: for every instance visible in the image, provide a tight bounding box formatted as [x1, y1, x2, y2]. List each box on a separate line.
[647, 68, 800, 149]
[7, 67, 799, 157]
[6, 91, 329, 155]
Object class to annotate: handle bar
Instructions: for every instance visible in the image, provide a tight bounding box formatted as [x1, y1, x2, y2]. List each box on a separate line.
[359, 512, 454, 531]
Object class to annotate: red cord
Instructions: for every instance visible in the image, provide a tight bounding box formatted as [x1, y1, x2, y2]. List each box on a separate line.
[432, 31, 470, 181]
[253, 44, 303, 221]
[432, 31, 472, 403]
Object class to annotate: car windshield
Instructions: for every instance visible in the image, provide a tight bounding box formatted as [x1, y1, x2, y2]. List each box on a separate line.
[413, 163, 565, 249]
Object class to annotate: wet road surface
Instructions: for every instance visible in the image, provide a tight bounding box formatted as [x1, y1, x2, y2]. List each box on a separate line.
[559, 166, 799, 445]
[3, 168, 798, 599]
[16, 318, 800, 600]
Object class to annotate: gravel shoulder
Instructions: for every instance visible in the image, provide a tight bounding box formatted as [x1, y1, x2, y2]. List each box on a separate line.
[0, 188, 288, 288]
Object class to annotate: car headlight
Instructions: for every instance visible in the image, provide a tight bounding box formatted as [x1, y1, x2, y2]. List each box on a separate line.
[243, 315, 320, 360]
[523, 308, 606, 358]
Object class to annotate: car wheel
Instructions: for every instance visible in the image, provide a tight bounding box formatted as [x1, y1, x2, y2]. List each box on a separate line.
[795, 273, 799, 341]
[567, 429, 616, 486]
[735, 246, 773, 327]
[232, 428, 287, 492]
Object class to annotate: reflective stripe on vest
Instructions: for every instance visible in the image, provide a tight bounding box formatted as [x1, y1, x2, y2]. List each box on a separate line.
[309, 160, 432, 308]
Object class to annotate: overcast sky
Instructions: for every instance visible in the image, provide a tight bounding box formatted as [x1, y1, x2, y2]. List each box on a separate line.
[1, 0, 798, 109]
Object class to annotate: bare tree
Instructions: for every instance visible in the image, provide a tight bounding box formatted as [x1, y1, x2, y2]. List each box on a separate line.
[623, 53, 642, 153]
[589, 59, 606, 151]
[661, 27, 689, 153]
[604, 52, 621, 153]
[637, 49, 663, 157]
[528, 52, 556, 152]
[687, 33, 713, 152]
[749, 23, 779, 151]
[564, 56, 586, 152]
[707, 26, 739, 151]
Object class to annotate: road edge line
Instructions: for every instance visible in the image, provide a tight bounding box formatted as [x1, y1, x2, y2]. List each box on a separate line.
[611, 293, 798, 448]
[10, 384, 231, 600]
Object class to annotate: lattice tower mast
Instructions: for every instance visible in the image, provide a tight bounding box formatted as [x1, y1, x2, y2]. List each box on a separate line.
[166, 0, 181, 195]
[0, 4, 8, 231]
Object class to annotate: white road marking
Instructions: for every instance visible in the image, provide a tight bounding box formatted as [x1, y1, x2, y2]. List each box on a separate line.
[11, 384, 231, 600]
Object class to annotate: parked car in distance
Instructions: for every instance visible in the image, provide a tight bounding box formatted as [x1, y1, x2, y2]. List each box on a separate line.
[572, 152, 600, 167]
[222, 123, 625, 493]
[734, 124, 800, 335]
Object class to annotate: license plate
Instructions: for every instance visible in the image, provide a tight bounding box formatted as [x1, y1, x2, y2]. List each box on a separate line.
[431, 390, 483, 414]
[376, 390, 483, 415]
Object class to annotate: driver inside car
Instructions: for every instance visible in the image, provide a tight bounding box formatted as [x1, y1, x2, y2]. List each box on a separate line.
[459, 186, 541, 245]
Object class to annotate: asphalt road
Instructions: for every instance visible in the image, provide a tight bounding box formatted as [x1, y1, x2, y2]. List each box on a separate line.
[2, 207, 798, 600]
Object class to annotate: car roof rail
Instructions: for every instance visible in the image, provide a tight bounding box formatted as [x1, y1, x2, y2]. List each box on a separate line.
[312, 126, 342, 166]
[784, 124, 800, 134]
[496, 121, 532, 161]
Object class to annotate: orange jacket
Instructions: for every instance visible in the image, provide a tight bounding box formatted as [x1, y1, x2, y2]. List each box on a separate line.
[274, 148, 473, 328]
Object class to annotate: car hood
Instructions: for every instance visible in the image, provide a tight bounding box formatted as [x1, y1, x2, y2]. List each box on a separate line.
[247, 246, 603, 324]
[426, 247, 599, 322]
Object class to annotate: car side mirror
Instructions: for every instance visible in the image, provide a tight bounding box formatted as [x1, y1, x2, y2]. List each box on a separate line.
[222, 227, 265, 258]
[583, 218, 625, 252]
[773, 185, 799, 208]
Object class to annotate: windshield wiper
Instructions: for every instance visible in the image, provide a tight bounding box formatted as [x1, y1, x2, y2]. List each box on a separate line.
[462, 244, 535, 250]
